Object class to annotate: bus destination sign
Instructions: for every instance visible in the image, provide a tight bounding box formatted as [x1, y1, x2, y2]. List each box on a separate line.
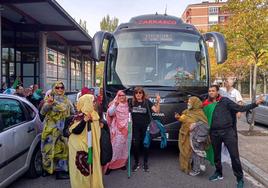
[136, 19, 177, 25]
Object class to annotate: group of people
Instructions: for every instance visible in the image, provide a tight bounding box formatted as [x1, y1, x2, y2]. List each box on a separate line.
[176, 81, 264, 188]
[38, 82, 161, 188]
[1, 82, 44, 109]
[1, 77, 264, 188]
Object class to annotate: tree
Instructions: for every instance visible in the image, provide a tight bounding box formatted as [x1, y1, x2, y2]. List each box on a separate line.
[99, 15, 119, 52]
[100, 15, 119, 32]
[221, 0, 268, 131]
[79, 19, 89, 33]
[96, 62, 104, 87]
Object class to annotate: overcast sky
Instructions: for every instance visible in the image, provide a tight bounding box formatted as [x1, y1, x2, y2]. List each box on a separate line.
[56, 0, 204, 36]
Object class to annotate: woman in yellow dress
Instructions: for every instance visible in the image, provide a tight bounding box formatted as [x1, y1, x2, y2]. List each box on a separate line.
[175, 96, 208, 174]
[65, 94, 103, 188]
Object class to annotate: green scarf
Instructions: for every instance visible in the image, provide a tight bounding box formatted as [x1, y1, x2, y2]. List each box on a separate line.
[203, 102, 218, 166]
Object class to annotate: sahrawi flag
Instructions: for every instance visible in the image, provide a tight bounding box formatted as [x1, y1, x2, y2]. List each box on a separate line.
[202, 96, 222, 166]
[87, 126, 93, 164]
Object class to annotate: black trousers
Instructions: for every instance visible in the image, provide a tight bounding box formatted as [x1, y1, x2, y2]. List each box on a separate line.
[132, 123, 148, 164]
[210, 128, 243, 181]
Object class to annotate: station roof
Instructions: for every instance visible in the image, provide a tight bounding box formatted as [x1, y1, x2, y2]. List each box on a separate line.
[0, 0, 92, 53]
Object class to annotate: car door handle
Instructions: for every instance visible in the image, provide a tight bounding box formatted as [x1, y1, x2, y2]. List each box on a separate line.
[27, 127, 35, 133]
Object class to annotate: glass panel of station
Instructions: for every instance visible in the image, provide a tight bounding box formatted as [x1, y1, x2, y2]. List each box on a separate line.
[46, 34, 68, 90]
[1, 24, 38, 88]
[70, 49, 82, 91]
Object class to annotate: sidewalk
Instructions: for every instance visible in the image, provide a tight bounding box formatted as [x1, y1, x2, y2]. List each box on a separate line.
[237, 119, 268, 187]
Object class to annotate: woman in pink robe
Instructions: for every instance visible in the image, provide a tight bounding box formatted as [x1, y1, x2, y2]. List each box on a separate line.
[105, 90, 130, 174]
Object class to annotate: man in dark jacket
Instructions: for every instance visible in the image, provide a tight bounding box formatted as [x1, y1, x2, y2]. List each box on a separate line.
[204, 85, 264, 188]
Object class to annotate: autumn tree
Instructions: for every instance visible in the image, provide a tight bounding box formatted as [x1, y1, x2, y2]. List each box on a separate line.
[222, 0, 268, 131]
[96, 62, 104, 87]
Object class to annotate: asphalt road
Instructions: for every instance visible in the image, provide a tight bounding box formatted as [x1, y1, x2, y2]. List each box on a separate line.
[8, 141, 263, 188]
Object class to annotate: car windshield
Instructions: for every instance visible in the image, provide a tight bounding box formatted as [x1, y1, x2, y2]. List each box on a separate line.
[106, 30, 208, 87]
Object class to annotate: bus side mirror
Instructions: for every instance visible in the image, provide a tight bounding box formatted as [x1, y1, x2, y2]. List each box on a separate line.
[91, 31, 112, 61]
[203, 32, 227, 64]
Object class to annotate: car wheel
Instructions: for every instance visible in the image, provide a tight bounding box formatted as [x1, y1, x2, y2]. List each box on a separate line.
[246, 110, 253, 124]
[26, 146, 42, 178]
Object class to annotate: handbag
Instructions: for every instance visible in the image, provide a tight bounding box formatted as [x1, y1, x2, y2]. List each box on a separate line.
[143, 100, 167, 148]
[146, 100, 160, 135]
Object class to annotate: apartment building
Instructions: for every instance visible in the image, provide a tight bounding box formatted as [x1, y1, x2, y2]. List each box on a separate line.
[181, 1, 229, 32]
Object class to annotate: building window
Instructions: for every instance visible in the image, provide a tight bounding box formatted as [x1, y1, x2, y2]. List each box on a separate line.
[71, 58, 82, 91]
[219, 16, 226, 23]
[209, 7, 219, 15]
[46, 48, 58, 88]
[57, 52, 67, 87]
[209, 14, 219, 26]
[84, 61, 92, 88]
[46, 48, 67, 89]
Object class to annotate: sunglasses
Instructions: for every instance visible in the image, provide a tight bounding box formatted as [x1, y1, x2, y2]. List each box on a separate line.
[135, 91, 143, 95]
[118, 94, 126, 97]
[55, 86, 64, 90]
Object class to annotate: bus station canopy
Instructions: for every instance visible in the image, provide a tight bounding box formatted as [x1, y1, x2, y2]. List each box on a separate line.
[1, 0, 92, 53]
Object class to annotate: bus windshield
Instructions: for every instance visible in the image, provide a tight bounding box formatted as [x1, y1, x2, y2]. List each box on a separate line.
[106, 30, 208, 87]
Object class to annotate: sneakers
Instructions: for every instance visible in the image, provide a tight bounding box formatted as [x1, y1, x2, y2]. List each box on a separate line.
[200, 164, 206, 172]
[189, 170, 200, 176]
[237, 179, 244, 188]
[132, 163, 140, 172]
[143, 163, 149, 172]
[209, 172, 224, 181]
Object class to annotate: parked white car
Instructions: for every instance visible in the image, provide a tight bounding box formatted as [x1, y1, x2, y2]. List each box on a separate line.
[0, 94, 43, 187]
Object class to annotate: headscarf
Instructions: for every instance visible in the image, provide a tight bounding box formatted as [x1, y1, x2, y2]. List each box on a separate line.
[81, 87, 90, 96]
[182, 96, 208, 124]
[77, 94, 99, 120]
[43, 81, 72, 121]
[107, 90, 129, 126]
[50, 81, 65, 96]
[32, 89, 43, 100]
[71, 94, 96, 128]
[108, 90, 127, 107]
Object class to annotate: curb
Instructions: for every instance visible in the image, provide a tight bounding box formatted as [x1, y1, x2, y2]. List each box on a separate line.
[240, 157, 268, 187]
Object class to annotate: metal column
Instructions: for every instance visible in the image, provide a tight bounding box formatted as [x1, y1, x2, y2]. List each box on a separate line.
[81, 55, 85, 87]
[66, 46, 71, 91]
[39, 32, 47, 91]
